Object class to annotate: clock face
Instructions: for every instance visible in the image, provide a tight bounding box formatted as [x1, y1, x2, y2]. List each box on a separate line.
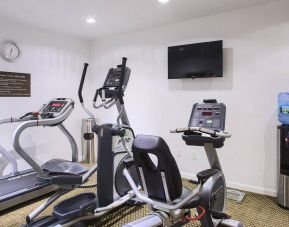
[0, 40, 21, 63]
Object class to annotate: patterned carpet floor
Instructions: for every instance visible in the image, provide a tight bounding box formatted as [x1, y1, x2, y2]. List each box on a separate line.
[0, 175, 288, 227]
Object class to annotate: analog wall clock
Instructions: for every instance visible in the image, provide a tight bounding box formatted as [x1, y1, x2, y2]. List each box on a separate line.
[0, 40, 21, 63]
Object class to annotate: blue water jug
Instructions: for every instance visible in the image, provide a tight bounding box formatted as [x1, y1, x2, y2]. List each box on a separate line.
[278, 93, 289, 124]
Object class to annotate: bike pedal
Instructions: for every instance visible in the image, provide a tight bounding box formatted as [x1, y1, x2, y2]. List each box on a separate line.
[210, 210, 231, 219]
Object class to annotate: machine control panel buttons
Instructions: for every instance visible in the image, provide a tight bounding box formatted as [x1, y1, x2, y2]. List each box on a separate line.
[40, 99, 73, 119]
[188, 102, 226, 131]
[44, 101, 67, 113]
[104, 68, 122, 87]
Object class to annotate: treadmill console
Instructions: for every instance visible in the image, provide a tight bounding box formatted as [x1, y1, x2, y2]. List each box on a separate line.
[42, 98, 74, 118]
[189, 100, 226, 131]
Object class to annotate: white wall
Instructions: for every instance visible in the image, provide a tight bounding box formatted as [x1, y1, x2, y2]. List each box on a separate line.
[91, 0, 289, 196]
[0, 18, 90, 174]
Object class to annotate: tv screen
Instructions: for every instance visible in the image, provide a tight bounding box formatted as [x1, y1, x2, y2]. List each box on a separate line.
[168, 40, 223, 79]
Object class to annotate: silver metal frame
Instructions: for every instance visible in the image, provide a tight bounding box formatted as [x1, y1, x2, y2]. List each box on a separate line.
[0, 104, 59, 176]
[123, 168, 200, 210]
[12, 106, 75, 177]
[26, 164, 99, 222]
[58, 124, 78, 162]
[0, 183, 58, 212]
[116, 100, 130, 126]
[0, 103, 77, 211]
[80, 103, 97, 127]
[26, 63, 135, 225]
[122, 127, 243, 227]
[160, 172, 173, 204]
[26, 87, 134, 224]
[0, 116, 34, 175]
[0, 144, 18, 175]
[93, 98, 117, 110]
[28, 189, 70, 222]
[58, 190, 135, 227]
[123, 164, 242, 227]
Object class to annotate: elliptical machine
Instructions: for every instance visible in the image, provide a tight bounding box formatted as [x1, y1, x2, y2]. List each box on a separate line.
[79, 57, 139, 208]
[24, 58, 139, 227]
[123, 99, 243, 227]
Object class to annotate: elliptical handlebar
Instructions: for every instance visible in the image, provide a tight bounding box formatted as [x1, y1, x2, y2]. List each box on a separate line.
[93, 89, 98, 102]
[78, 63, 89, 104]
[78, 63, 97, 126]
[118, 57, 127, 105]
[170, 126, 232, 138]
[93, 97, 116, 109]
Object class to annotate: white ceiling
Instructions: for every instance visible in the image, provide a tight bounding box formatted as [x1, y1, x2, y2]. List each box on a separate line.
[0, 0, 276, 40]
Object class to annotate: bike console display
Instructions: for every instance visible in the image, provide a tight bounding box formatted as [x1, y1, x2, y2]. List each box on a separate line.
[41, 98, 74, 118]
[189, 100, 226, 131]
[184, 100, 226, 148]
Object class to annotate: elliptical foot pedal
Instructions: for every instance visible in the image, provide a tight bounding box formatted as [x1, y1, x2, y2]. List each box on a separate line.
[125, 198, 146, 206]
[189, 179, 199, 185]
[53, 193, 97, 220]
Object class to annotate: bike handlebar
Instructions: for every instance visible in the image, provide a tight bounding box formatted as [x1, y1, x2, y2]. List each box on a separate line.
[170, 127, 231, 138]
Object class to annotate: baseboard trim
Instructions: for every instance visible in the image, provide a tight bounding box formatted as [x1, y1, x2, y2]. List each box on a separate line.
[180, 172, 277, 197]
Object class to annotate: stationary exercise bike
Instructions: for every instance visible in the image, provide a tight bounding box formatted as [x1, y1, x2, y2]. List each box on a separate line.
[23, 58, 140, 226]
[123, 99, 243, 227]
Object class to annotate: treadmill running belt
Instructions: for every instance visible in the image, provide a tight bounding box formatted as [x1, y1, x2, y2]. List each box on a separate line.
[0, 172, 38, 197]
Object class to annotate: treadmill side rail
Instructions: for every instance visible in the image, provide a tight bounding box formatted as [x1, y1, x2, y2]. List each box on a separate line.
[0, 184, 58, 211]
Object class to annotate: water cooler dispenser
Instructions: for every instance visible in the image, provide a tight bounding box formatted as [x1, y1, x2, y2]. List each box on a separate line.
[277, 93, 289, 209]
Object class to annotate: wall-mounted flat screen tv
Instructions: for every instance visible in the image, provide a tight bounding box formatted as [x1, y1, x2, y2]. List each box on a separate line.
[168, 40, 223, 79]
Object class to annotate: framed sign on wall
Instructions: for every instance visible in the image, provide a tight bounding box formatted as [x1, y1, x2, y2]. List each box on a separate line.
[0, 71, 31, 97]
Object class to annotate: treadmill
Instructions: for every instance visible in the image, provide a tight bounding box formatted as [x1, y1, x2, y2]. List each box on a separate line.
[0, 98, 88, 211]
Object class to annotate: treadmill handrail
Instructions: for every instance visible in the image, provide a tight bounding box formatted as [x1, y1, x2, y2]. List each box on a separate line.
[0, 117, 28, 175]
[58, 124, 78, 162]
[0, 106, 44, 126]
[0, 117, 27, 125]
[0, 108, 44, 175]
[0, 144, 18, 175]
[12, 106, 74, 177]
